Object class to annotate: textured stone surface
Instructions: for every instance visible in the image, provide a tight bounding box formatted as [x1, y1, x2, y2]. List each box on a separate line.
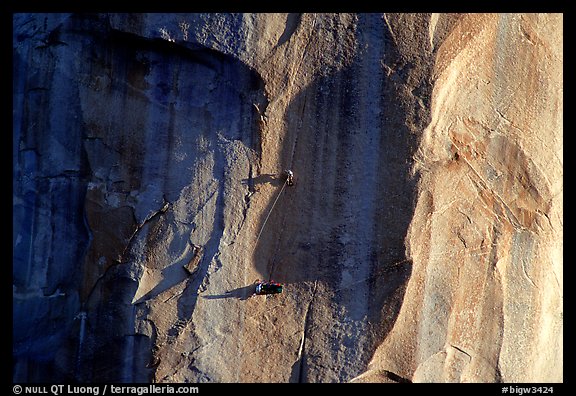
[13, 13, 562, 383]
[353, 13, 563, 383]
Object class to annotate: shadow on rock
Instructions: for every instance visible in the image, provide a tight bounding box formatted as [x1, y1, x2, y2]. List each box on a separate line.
[242, 173, 284, 190]
[250, 13, 432, 382]
[201, 284, 256, 301]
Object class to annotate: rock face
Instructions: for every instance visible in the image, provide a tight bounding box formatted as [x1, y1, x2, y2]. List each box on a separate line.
[13, 13, 562, 383]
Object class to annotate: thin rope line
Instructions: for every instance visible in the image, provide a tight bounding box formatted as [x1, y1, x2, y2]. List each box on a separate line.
[253, 179, 288, 251]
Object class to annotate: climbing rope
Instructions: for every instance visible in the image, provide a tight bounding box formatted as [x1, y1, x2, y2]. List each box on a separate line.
[253, 177, 288, 251]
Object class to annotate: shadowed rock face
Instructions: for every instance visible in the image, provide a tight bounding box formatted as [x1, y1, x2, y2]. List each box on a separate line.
[13, 13, 562, 383]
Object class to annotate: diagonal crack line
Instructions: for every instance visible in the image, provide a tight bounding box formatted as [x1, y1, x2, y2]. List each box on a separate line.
[119, 199, 171, 264]
[82, 200, 172, 308]
[521, 259, 538, 289]
[226, 161, 255, 247]
[382, 14, 400, 50]
[382, 370, 412, 383]
[452, 140, 526, 230]
[450, 344, 472, 362]
[464, 164, 527, 232]
[294, 281, 318, 383]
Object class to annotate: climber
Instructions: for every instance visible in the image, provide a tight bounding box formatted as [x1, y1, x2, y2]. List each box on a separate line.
[284, 169, 295, 186]
[253, 280, 283, 296]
